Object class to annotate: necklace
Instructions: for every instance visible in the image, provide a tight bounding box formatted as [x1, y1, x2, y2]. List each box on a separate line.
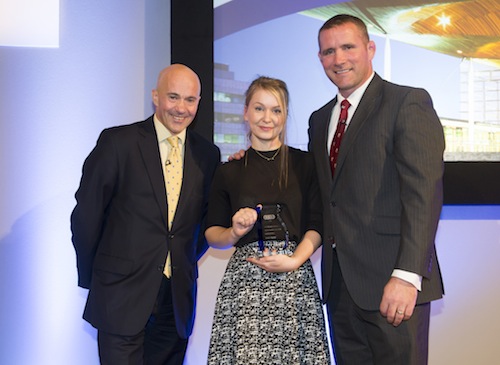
[253, 147, 281, 161]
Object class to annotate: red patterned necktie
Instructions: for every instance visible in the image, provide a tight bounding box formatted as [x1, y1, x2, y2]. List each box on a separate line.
[329, 99, 351, 177]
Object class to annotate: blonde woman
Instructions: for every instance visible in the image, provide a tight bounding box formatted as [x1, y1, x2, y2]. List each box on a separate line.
[205, 76, 330, 365]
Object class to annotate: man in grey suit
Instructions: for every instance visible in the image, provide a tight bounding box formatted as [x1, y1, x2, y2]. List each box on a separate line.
[308, 14, 445, 365]
[71, 64, 220, 364]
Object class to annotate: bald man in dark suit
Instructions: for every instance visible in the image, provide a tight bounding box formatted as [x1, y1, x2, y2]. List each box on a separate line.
[308, 15, 444, 365]
[71, 64, 220, 364]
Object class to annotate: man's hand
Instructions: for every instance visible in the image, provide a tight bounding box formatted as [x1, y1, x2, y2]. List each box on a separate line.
[228, 149, 246, 161]
[379, 277, 418, 327]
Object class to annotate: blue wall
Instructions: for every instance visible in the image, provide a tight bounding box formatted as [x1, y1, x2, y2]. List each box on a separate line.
[0, 1, 168, 363]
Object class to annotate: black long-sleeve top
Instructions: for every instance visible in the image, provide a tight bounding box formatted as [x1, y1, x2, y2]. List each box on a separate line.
[206, 146, 323, 247]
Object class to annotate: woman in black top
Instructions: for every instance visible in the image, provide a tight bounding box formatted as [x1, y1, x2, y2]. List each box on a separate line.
[205, 76, 330, 365]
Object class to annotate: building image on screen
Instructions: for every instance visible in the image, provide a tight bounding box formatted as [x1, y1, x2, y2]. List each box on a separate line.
[214, 0, 500, 163]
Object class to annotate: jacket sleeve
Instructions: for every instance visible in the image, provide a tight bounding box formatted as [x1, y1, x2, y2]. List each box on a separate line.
[70, 129, 118, 288]
[393, 87, 444, 278]
[195, 141, 221, 260]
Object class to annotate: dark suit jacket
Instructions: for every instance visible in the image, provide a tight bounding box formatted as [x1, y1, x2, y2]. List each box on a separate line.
[71, 116, 220, 338]
[308, 73, 445, 310]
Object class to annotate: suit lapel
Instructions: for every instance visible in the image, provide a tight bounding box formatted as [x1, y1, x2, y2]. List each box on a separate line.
[171, 131, 200, 228]
[333, 75, 383, 185]
[137, 117, 168, 227]
[316, 98, 337, 185]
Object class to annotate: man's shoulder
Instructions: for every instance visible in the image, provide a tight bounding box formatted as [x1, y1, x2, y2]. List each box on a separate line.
[100, 117, 152, 136]
[311, 98, 336, 116]
[378, 76, 426, 96]
[376, 80, 433, 109]
[186, 130, 221, 158]
[187, 129, 214, 144]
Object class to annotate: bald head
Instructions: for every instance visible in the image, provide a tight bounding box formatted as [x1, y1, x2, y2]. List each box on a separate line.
[156, 64, 201, 96]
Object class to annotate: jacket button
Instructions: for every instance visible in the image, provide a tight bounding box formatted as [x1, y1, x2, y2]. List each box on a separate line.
[157, 265, 163, 271]
[169, 234, 174, 239]
[330, 201, 336, 207]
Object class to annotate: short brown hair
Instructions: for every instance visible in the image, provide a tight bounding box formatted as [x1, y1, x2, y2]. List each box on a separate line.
[319, 14, 370, 46]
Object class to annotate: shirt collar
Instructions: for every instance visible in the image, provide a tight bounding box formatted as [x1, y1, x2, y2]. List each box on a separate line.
[337, 72, 375, 108]
[153, 114, 187, 146]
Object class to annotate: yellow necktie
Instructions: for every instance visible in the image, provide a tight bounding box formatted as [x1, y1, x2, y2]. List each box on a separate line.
[164, 136, 183, 277]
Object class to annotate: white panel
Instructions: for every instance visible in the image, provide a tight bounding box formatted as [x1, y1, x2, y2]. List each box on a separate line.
[214, 0, 232, 7]
[0, 0, 59, 47]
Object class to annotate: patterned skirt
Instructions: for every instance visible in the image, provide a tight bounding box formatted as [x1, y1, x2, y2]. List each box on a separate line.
[207, 240, 331, 365]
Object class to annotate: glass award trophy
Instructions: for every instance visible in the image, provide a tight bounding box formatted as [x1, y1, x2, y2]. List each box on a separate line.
[255, 204, 289, 251]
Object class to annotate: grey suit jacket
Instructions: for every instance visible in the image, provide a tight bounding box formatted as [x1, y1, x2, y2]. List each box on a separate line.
[308, 73, 445, 310]
[71, 116, 220, 338]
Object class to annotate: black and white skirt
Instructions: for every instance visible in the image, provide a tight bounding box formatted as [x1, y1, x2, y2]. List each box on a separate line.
[207, 240, 331, 365]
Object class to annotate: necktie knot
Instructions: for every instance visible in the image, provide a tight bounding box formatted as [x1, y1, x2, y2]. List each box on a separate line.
[167, 136, 179, 149]
[167, 136, 180, 160]
[339, 99, 351, 123]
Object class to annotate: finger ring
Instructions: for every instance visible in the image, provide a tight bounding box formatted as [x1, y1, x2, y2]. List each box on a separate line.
[396, 310, 404, 315]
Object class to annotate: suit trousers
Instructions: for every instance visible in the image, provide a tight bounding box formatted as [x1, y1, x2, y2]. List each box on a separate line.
[326, 249, 430, 365]
[98, 276, 188, 365]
